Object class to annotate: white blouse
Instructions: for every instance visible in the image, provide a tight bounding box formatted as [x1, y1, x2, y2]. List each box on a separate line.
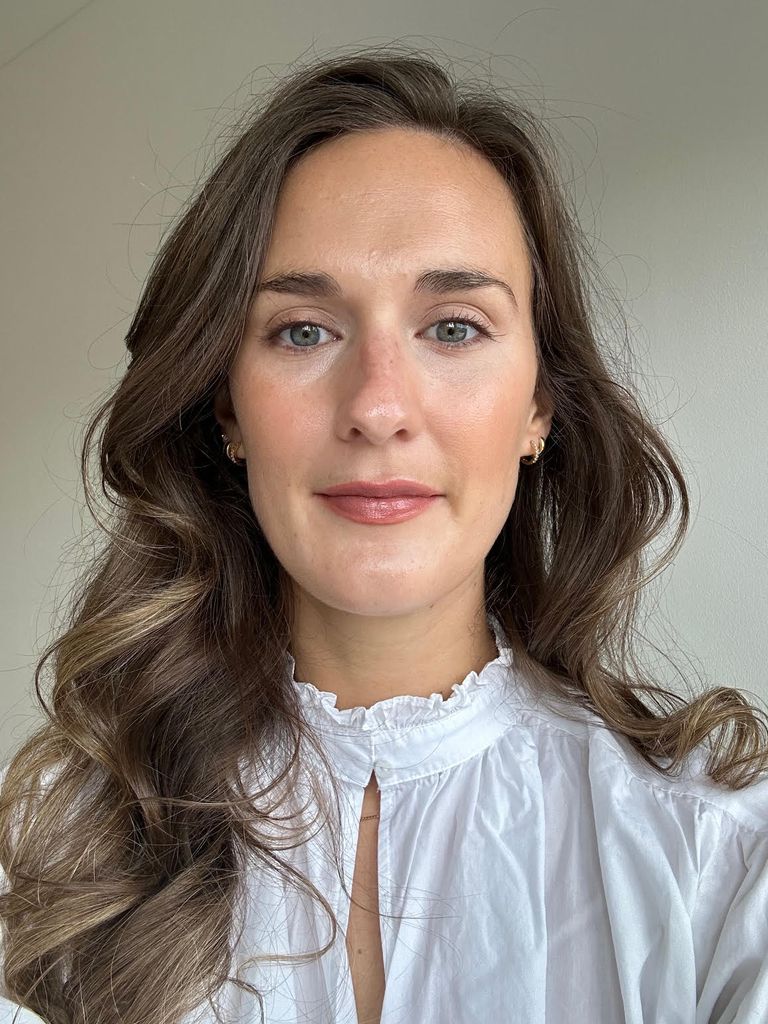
[2, 616, 768, 1024]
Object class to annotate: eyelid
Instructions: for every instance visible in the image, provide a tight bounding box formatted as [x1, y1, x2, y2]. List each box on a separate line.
[264, 303, 498, 333]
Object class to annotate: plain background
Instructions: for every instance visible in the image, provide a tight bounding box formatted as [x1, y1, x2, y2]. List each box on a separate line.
[1, 1, 766, 763]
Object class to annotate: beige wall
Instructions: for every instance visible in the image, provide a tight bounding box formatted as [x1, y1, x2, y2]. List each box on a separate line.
[2, 1, 766, 761]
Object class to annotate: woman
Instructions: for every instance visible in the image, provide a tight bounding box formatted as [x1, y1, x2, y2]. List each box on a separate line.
[1, 46, 767, 1024]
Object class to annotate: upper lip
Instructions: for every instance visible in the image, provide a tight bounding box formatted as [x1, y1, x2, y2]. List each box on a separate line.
[318, 479, 442, 497]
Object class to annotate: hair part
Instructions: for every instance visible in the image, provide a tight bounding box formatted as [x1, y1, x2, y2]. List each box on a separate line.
[2, 42, 767, 1024]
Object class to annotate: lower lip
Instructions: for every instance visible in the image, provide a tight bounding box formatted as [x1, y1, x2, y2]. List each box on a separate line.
[317, 494, 440, 524]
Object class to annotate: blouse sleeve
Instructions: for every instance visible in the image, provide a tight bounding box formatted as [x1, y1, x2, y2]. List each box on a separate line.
[0, 997, 47, 1023]
[694, 819, 768, 1023]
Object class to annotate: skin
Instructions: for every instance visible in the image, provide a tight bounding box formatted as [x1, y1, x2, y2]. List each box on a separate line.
[214, 126, 553, 711]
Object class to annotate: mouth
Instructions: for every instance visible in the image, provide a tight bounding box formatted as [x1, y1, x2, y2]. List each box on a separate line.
[317, 479, 442, 499]
[316, 492, 440, 525]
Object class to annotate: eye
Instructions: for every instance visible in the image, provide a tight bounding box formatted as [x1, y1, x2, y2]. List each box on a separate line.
[265, 310, 501, 355]
[423, 315, 492, 348]
[268, 321, 331, 351]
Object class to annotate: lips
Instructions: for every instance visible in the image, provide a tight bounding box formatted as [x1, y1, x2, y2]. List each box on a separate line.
[318, 479, 441, 498]
[317, 493, 439, 525]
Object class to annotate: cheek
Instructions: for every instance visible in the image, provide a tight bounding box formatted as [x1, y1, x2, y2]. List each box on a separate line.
[234, 365, 306, 458]
[232, 379, 311, 513]
[440, 389, 526, 525]
[437, 382, 523, 465]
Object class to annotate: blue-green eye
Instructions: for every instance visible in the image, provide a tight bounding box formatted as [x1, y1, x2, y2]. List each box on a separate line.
[428, 318, 485, 346]
[273, 322, 326, 349]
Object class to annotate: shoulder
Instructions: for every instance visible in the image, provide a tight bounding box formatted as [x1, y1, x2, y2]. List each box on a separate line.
[507, 693, 768, 1021]
[501, 675, 768, 840]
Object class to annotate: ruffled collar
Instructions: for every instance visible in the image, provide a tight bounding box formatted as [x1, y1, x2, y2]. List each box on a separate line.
[284, 615, 519, 786]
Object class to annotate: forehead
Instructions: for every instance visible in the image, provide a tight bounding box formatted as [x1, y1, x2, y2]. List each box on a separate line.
[262, 127, 530, 290]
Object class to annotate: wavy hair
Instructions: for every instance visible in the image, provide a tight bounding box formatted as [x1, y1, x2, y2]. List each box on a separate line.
[2, 43, 767, 1024]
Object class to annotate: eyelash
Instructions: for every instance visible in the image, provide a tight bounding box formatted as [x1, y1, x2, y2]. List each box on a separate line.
[265, 310, 501, 355]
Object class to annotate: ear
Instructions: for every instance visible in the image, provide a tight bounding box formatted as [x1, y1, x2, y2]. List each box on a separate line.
[527, 388, 554, 445]
[213, 380, 239, 441]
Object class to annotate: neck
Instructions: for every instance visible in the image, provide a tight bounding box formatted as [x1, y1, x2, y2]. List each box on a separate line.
[288, 595, 499, 711]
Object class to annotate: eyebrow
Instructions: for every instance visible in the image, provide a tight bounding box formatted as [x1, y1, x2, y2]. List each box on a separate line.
[255, 265, 518, 310]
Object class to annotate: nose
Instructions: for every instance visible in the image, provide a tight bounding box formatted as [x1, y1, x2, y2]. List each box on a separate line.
[332, 330, 423, 444]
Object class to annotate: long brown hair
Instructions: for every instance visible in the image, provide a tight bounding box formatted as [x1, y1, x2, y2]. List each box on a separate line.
[2, 43, 766, 1024]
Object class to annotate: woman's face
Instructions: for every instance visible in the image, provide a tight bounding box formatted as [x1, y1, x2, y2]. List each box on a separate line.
[215, 126, 552, 620]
